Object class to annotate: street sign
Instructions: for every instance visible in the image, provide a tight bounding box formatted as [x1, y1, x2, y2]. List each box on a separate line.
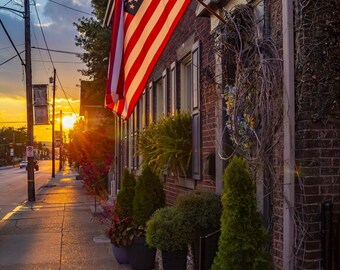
[10, 148, 14, 157]
[26, 146, 34, 157]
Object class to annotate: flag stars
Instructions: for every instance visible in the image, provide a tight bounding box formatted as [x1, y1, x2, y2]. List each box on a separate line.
[124, 0, 143, 15]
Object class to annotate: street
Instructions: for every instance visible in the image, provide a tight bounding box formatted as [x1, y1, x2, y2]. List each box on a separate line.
[0, 160, 59, 220]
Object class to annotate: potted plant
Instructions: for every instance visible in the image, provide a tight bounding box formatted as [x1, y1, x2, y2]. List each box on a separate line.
[127, 165, 166, 270]
[108, 215, 135, 264]
[174, 190, 222, 270]
[146, 207, 193, 270]
[137, 111, 192, 177]
[108, 168, 136, 264]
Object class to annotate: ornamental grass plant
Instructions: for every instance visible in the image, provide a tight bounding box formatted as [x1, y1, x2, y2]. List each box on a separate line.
[137, 111, 192, 177]
[212, 156, 271, 270]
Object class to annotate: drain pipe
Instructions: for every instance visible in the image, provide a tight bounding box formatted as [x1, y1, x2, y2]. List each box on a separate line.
[282, 0, 295, 269]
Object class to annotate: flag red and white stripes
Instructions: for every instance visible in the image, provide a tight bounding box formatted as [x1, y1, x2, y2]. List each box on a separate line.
[105, 0, 191, 120]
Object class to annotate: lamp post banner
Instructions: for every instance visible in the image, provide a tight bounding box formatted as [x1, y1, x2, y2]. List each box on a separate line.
[33, 84, 48, 106]
[34, 105, 49, 125]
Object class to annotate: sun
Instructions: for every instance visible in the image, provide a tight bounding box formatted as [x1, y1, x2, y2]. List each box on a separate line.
[62, 115, 76, 129]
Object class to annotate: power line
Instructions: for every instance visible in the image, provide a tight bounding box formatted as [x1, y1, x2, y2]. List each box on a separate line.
[3, 0, 12, 7]
[31, 60, 83, 64]
[32, 0, 54, 66]
[32, 0, 76, 115]
[0, 6, 24, 17]
[47, 0, 93, 16]
[0, 50, 24, 66]
[0, 19, 25, 66]
[31, 23, 49, 77]
[31, 46, 83, 56]
[0, 44, 24, 51]
[56, 73, 77, 114]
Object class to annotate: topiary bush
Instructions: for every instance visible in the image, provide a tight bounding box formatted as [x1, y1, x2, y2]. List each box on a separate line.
[133, 165, 166, 226]
[212, 156, 271, 270]
[175, 190, 222, 232]
[115, 168, 136, 218]
[146, 207, 192, 252]
[175, 190, 222, 270]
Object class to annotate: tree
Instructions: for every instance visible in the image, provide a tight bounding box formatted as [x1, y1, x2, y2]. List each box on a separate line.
[0, 127, 27, 161]
[74, 0, 111, 102]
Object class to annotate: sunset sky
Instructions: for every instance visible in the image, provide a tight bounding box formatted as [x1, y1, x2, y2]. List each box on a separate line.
[0, 0, 95, 141]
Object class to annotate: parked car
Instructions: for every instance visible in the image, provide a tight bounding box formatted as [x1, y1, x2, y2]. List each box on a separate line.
[23, 160, 39, 171]
[19, 160, 28, 168]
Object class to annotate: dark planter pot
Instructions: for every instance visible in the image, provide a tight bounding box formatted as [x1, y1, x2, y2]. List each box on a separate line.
[128, 236, 156, 270]
[162, 249, 187, 270]
[193, 228, 220, 270]
[112, 244, 129, 264]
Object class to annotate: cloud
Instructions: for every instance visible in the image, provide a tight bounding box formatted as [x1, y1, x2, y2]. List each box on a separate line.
[34, 22, 53, 28]
[42, 0, 92, 31]
[55, 98, 80, 103]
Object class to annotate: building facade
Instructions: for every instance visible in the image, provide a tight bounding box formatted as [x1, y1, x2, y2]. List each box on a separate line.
[104, 0, 340, 269]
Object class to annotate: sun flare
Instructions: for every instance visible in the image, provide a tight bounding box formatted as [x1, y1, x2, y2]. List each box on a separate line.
[62, 115, 76, 129]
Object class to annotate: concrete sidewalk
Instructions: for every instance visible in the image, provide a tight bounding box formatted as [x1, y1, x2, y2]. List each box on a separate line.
[0, 165, 130, 270]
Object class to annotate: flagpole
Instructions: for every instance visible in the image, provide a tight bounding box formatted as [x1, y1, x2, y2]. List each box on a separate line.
[195, 0, 227, 25]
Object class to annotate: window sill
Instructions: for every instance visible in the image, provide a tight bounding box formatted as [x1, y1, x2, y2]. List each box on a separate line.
[176, 177, 195, 189]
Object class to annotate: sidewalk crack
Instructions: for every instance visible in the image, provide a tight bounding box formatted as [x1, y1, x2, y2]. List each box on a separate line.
[59, 203, 66, 270]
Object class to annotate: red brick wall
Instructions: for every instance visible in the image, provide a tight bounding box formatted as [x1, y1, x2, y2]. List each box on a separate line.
[148, 1, 217, 205]
[294, 0, 340, 268]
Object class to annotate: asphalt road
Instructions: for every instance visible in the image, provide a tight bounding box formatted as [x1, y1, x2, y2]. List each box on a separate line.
[0, 160, 59, 220]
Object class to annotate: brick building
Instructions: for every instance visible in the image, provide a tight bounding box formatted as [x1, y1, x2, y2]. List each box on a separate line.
[103, 0, 340, 269]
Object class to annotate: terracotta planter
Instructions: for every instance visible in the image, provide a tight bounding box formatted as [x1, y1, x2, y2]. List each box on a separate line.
[162, 249, 187, 270]
[112, 244, 129, 264]
[128, 236, 156, 270]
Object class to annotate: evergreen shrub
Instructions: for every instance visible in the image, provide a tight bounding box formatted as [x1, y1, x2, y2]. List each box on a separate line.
[133, 165, 165, 226]
[212, 156, 271, 270]
[146, 207, 192, 252]
[115, 168, 136, 218]
[175, 190, 222, 232]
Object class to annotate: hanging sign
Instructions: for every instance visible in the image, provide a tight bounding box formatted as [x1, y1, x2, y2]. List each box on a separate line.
[33, 84, 48, 106]
[34, 106, 49, 125]
[26, 146, 34, 157]
[33, 84, 49, 125]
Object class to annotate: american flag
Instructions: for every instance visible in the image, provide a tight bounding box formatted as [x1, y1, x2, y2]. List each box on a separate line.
[105, 0, 191, 120]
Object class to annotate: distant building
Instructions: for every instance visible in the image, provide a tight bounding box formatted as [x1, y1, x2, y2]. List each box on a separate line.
[79, 80, 107, 131]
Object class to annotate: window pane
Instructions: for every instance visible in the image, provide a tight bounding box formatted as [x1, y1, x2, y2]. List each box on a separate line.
[155, 78, 163, 120]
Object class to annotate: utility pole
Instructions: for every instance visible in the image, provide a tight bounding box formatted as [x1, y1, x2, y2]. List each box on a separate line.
[59, 110, 63, 171]
[25, 0, 35, 201]
[52, 68, 56, 178]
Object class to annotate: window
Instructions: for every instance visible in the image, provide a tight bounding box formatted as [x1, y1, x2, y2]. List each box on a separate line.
[170, 62, 177, 114]
[128, 113, 134, 169]
[148, 82, 154, 124]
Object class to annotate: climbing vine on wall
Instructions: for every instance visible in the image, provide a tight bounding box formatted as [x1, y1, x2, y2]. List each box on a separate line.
[213, 4, 283, 169]
[295, 0, 340, 122]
